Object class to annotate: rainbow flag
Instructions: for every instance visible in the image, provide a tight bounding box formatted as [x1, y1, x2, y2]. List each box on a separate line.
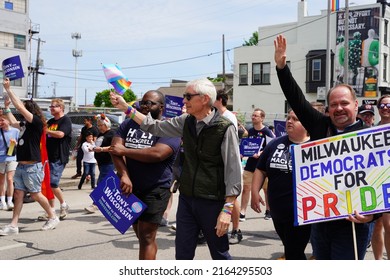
[331, 0, 339, 12]
[102, 64, 132, 95]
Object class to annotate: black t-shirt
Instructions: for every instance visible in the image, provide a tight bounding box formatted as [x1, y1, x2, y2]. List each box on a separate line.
[94, 129, 116, 166]
[16, 115, 43, 162]
[46, 115, 72, 164]
[257, 135, 296, 222]
[244, 126, 275, 172]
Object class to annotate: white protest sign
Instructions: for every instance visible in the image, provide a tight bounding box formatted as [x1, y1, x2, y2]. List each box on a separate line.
[292, 124, 390, 226]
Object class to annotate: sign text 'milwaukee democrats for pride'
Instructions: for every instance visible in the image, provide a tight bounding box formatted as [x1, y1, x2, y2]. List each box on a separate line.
[291, 124, 390, 226]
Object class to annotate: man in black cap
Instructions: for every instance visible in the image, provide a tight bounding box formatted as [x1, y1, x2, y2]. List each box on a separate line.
[357, 104, 375, 127]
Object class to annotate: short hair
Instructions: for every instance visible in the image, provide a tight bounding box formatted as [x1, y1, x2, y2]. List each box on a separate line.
[253, 108, 265, 118]
[144, 90, 165, 105]
[326, 84, 356, 104]
[96, 113, 111, 128]
[377, 94, 390, 108]
[51, 98, 65, 111]
[216, 89, 228, 107]
[186, 78, 216, 106]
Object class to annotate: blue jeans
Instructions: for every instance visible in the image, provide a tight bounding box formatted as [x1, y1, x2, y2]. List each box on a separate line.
[49, 160, 66, 188]
[311, 219, 372, 260]
[97, 163, 115, 185]
[14, 162, 44, 193]
[78, 162, 96, 189]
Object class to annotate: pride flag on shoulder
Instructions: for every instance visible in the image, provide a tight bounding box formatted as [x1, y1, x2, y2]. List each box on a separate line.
[102, 64, 132, 95]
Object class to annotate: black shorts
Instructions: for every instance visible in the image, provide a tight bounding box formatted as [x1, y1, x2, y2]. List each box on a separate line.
[133, 187, 171, 225]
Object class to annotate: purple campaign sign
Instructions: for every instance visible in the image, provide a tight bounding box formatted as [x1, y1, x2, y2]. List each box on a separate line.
[274, 120, 287, 137]
[163, 95, 184, 118]
[239, 137, 264, 157]
[2, 56, 24, 81]
[90, 170, 147, 234]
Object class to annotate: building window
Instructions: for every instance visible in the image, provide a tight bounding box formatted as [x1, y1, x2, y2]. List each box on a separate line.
[252, 63, 270, 85]
[312, 59, 321, 81]
[385, 20, 389, 46]
[239, 64, 248, 85]
[5, 1, 13, 10]
[14, 34, 26, 50]
[384, 54, 388, 82]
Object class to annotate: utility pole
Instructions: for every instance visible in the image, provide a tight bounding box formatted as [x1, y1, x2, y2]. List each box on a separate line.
[71, 32, 82, 108]
[31, 38, 45, 98]
[52, 82, 57, 97]
[222, 34, 226, 89]
[344, 0, 349, 84]
[326, 0, 331, 93]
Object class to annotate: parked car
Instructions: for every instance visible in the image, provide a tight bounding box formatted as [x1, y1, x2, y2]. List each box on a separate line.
[66, 111, 121, 129]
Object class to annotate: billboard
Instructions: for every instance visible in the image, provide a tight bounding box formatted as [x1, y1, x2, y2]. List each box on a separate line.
[335, 7, 380, 97]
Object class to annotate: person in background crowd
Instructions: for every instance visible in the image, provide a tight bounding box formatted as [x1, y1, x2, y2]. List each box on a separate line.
[251, 110, 312, 259]
[357, 104, 375, 127]
[241, 108, 274, 221]
[0, 116, 19, 211]
[214, 89, 243, 245]
[370, 94, 390, 260]
[109, 90, 180, 260]
[109, 78, 242, 260]
[71, 117, 98, 179]
[274, 34, 379, 259]
[39, 99, 71, 221]
[77, 131, 96, 190]
[85, 114, 116, 213]
[0, 78, 59, 236]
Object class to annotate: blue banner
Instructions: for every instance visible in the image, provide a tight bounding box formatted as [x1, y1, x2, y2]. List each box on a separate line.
[90, 170, 147, 234]
[164, 95, 184, 118]
[274, 120, 287, 137]
[2, 55, 24, 81]
[239, 137, 264, 157]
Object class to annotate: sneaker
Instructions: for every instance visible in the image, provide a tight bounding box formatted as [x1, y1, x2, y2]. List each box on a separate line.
[85, 204, 98, 214]
[159, 217, 169, 227]
[7, 201, 14, 211]
[71, 173, 81, 179]
[229, 229, 243, 244]
[0, 224, 19, 236]
[239, 213, 246, 222]
[37, 212, 49, 221]
[264, 210, 272, 220]
[60, 204, 69, 220]
[0, 202, 7, 211]
[41, 217, 60, 231]
[170, 223, 176, 231]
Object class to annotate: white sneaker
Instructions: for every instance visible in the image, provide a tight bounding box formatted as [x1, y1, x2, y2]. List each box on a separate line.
[60, 204, 69, 220]
[41, 217, 60, 231]
[7, 201, 14, 211]
[0, 224, 19, 236]
[84, 204, 98, 214]
[0, 202, 7, 211]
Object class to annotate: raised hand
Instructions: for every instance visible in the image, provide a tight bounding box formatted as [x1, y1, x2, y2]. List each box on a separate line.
[274, 34, 287, 69]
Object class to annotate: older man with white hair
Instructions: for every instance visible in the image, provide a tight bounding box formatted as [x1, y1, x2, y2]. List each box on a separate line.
[109, 78, 242, 260]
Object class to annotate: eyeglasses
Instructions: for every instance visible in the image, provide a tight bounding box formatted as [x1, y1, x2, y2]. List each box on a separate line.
[183, 93, 201, 101]
[49, 105, 60, 109]
[139, 100, 160, 107]
[378, 103, 390, 109]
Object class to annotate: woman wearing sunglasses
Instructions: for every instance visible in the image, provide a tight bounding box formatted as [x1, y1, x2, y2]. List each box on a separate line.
[370, 94, 390, 260]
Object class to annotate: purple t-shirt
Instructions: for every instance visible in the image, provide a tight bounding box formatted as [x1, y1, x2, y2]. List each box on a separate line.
[116, 119, 181, 192]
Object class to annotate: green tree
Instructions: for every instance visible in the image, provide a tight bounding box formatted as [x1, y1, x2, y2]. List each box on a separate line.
[94, 89, 137, 107]
[243, 31, 258, 46]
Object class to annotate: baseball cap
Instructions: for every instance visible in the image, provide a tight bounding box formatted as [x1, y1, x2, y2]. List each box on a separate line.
[358, 104, 375, 115]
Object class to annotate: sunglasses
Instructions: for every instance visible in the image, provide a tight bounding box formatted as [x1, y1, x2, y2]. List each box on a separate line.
[139, 100, 159, 107]
[378, 103, 390, 109]
[183, 93, 201, 101]
[49, 105, 60, 109]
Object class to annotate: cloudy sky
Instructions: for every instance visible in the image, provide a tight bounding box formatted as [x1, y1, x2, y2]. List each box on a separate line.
[29, 0, 374, 105]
